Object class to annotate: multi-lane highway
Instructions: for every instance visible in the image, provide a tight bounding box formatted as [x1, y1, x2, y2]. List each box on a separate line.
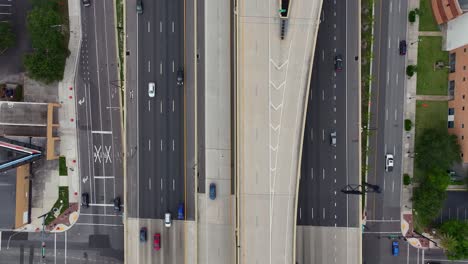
[298, 0, 360, 228]
[135, 0, 185, 220]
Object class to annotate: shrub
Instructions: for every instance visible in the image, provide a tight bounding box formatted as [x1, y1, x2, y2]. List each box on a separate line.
[405, 119, 412, 131]
[407, 65, 417, 77]
[403, 174, 412, 185]
[409, 10, 416, 23]
[59, 156, 68, 176]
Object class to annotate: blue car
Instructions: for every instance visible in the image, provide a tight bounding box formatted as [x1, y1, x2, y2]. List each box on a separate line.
[177, 203, 184, 220]
[140, 227, 147, 242]
[209, 183, 216, 200]
[392, 241, 399, 256]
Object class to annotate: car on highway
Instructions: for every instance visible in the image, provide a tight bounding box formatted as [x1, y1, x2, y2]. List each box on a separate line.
[153, 233, 161, 251]
[385, 154, 394, 172]
[140, 227, 147, 242]
[82, 0, 91, 7]
[334, 54, 343, 72]
[81, 192, 89, 208]
[164, 212, 172, 227]
[114, 197, 121, 211]
[330, 131, 337, 147]
[136, 0, 143, 14]
[399, 40, 407, 55]
[177, 203, 184, 220]
[209, 183, 216, 200]
[177, 68, 184, 86]
[392, 241, 399, 256]
[148, 82, 155, 97]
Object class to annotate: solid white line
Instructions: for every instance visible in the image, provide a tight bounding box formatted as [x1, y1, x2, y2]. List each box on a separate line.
[75, 223, 124, 227]
[91, 130, 112, 134]
[79, 213, 120, 217]
[148, 139, 151, 151]
[148, 60, 150, 72]
[54, 233, 57, 264]
[147, 21, 150, 32]
[406, 242, 410, 264]
[94, 176, 115, 179]
[365, 219, 399, 222]
[88, 203, 115, 207]
[64, 231, 67, 264]
[0, 231, 2, 250]
[362, 231, 402, 234]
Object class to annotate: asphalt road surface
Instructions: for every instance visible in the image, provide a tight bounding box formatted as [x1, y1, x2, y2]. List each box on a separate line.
[298, 0, 360, 227]
[135, 0, 185, 220]
[364, 0, 408, 262]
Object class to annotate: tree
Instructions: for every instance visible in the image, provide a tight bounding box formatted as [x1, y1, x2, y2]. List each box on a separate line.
[0, 22, 15, 52]
[406, 65, 418, 77]
[438, 220, 468, 260]
[415, 128, 461, 172]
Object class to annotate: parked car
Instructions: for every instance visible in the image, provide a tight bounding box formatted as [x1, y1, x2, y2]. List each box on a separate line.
[136, 0, 143, 14]
[82, 0, 91, 7]
[164, 212, 172, 227]
[81, 192, 89, 208]
[385, 154, 394, 172]
[114, 197, 121, 211]
[140, 227, 147, 242]
[399, 40, 407, 55]
[153, 233, 161, 250]
[209, 183, 216, 200]
[148, 82, 155, 97]
[330, 131, 337, 147]
[392, 241, 399, 256]
[334, 54, 343, 72]
[177, 68, 184, 86]
[177, 203, 184, 220]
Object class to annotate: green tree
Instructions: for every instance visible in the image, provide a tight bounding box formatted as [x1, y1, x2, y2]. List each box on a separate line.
[415, 129, 461, 172]
[0, 22, 15, 51]
[438, 220, 468, 260]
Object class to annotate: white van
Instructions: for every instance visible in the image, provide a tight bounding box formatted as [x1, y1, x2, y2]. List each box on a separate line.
[148, 82, 155, 97]
[164, 213, 172, 227]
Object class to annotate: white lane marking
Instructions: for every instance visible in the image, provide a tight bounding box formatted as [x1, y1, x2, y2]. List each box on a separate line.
[172, 140, 175, 151]
[88, 203, 118, 207]
[55, 233, 57, 262]
[160, 101, 163, 113]
[172, 61, 175, 72]
[91, 131, 112, 134]
[160, 62, 163, 75]
[312, 208, 314, 219]
[311, 167, 314, 180]
[388, 38, 391, 49]
[94, 176, 115, 179]
[148, 60, 151, 72]
[148, 139, 151, 151]
[172, 100, 175, 112]
[322, 168, 325, 180]
[172, 21, 175, 32]
[79, 213, 121, 217]
[161, 178, 163, 189]
[148, 100, 151, 112]
[334, 11, 336, 16]
[334, 119, 336, 124]
[385, 144, 387, 154]
[310, 128, 313, 142]
[149, 178, 152, 190]
[322, 89, 325, 101]
[334, 24, 336, 29]
[394, 145, 396, 155]
[75, 223, 124, 227]
[299, 208, 302, 219]
[392, 180, 395, 192]
[387, 71, 390, 85]
[64, 231, 67, 261]
[322, 50, 325, 61]
[389, 1, 393, 13]
[323, 208, 326, 219]
[394, 109, 397, 120]
[322, 129, 325, 141]
[396, 73, 399, 85]
[173, 179, 175, 190]
[383, 177, 386, 191]
[334, 36, 336, 41]
[160, 140, 163, 151]
[147, 21, 150, 32]
[386, 108, 388, 121]
[160, 21, 162, 32]
[399, 0, 401, 13]
[0, 231, 2, 250]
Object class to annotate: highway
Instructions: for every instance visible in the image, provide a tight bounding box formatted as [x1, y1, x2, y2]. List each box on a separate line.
[298, 0, 360, 228]
[364, 0, 408, 261]
[135, 0, 185, 220]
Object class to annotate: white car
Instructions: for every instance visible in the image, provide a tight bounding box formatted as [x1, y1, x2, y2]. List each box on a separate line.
[164, 212, 172, 227]
[385, 154, 394, 172]
[148, 82, 155, 97]
[330, 131, 337, 147]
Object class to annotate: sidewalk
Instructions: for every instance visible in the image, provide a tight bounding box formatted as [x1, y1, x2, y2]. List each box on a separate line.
[20, 0, 82, 233]
[400, 0, 439, 250]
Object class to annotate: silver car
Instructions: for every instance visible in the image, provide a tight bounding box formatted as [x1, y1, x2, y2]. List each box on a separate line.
[330, 131, 337, 147]
[148, 82, 155, 97]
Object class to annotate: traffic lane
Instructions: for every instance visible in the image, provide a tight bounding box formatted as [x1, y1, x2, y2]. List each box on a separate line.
[76, 213, 123, 225]
[363, 233, 422, 264]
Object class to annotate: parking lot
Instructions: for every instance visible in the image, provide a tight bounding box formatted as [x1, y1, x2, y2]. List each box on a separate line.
[436, 191, 468, 224]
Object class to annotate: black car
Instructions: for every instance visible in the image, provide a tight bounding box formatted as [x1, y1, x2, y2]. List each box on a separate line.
[114, 197, 121, 211]
[81, 192, 89, 208]
[334, 55, 343, 72]
[140, 227, 147, 242]
[177, 68, 184, 86]
[399, 40, 407, 55]
[82, 0, 91, 7]
[136, 0, 143, 14]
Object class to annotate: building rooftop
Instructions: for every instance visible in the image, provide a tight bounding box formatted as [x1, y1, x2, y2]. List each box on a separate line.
[446, 12, 468, 50]
[432, 0, 462, 24]
[458, 0, 468, 10]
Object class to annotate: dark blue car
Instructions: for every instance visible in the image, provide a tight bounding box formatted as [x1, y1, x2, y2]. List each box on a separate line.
[140, 227, 147, 242]
[392, 241, 399, 256]
[209, 183, 216, 200]
[177, 203, 184, 220]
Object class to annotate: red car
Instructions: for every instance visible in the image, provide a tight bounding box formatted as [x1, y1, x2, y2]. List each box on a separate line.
[153, 233, 161, 251]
